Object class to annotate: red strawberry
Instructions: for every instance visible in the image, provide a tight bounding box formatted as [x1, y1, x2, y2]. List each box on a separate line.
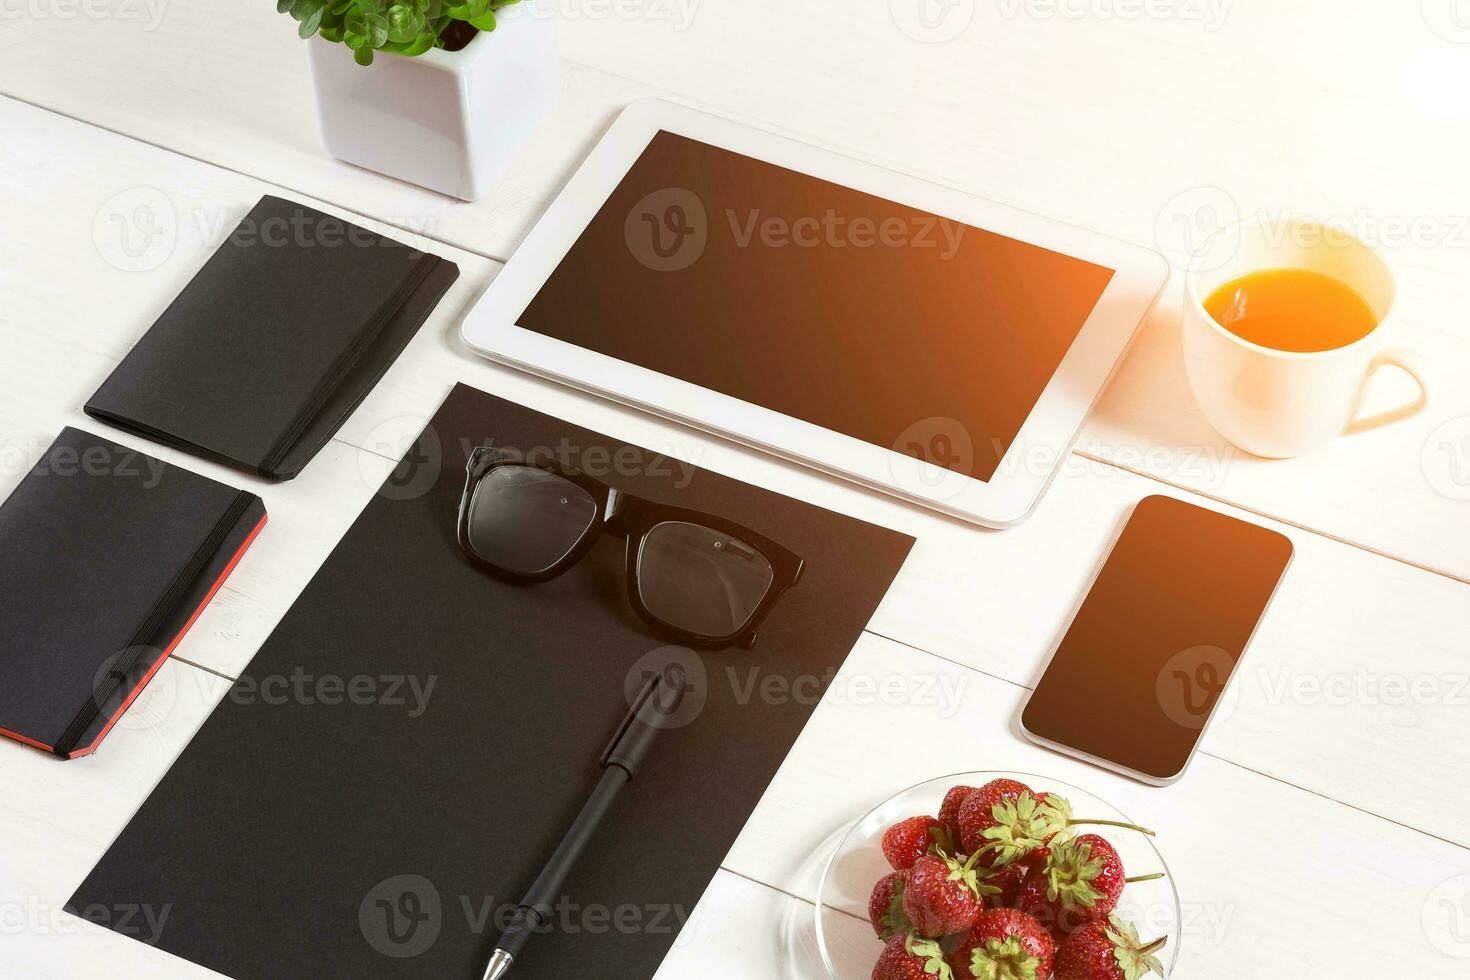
[872, 931, 955, 980]
[947, 908, 1055, 980]
[902, 852, 995, 937]
[983, 861, 1029, 909]
[938, 784, 977, 843]
[868, 871, 912, 940]
[1018, 834, 1127, 941]
[965, 789, 1067, 868]
[971, 790, 1156, 872]
[1054, 916, 1167, 980]
[956, 779, 1031, 855]
[882, 816, 949, 871]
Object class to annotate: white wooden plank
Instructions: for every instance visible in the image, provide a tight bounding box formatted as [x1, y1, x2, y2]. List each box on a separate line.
[4, 93, 1470, 849]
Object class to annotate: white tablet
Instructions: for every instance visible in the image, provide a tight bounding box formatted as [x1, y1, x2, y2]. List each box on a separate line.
[461, 100, 1169, 526]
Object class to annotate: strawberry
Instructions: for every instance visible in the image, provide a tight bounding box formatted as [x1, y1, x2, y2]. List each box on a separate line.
[1054, 916, 1167, 980]
[938, 784, 977, 843]
[983, 861, 1029, 910]
[869, 871, 912, 940]
[883, 816, 950, 871]
[948, 908, 1055, 980]
[902, 852, 995, 937]
[1017, 834, 1126, 941]
[977, 792, 1154, 871]
[956, 779, 1031, 855]
[968, 790, 1067, 868]
[872, 931, 955, 980]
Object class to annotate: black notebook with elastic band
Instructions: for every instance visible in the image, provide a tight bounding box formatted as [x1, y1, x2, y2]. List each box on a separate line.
[0, 428, 266, 759]
[85, 195, 460, 481]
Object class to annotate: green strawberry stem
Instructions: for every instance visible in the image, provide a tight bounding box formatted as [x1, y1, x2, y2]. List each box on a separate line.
[1140, 937, 1169, 955]
[1124, 873, 1166, 884]
[1065, 818, 1156, 837]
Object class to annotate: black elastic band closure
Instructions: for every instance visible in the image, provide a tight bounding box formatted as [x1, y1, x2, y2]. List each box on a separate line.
[54, 490, 254, 756]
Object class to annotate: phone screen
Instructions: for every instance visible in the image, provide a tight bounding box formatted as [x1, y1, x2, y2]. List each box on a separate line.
[1022, 495, 1293, 782]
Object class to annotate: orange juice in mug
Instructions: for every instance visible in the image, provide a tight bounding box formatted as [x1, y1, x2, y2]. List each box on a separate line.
[1183, 217, 1430, 458]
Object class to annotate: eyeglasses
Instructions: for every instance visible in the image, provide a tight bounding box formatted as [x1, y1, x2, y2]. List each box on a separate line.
[457, 446, 805, 649]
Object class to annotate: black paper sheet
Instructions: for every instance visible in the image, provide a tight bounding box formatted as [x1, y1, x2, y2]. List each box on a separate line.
[68, 383, 914, 979]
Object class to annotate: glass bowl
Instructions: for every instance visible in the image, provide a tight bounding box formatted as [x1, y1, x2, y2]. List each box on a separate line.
[814, 771, 1180, 979]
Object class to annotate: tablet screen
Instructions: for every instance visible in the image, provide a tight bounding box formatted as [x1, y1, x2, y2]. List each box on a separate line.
[518, 132, 1115, 482]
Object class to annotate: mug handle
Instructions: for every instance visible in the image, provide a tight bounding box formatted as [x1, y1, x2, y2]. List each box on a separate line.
[1345, 348, 1430, 436]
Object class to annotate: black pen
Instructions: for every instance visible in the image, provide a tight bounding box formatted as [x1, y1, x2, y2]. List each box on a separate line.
[481, 664, 687, 980]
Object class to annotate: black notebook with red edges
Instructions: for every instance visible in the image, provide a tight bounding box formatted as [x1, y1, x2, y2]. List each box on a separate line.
[0, 427, 266, 759]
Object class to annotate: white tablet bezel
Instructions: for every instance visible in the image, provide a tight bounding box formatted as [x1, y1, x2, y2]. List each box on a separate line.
[461, 99, 1169, 527]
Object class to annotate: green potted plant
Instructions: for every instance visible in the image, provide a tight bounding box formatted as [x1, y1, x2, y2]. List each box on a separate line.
[285, 0, 559, 200]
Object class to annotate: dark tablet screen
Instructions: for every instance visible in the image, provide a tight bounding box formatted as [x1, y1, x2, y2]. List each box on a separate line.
[518, 131, 1115, 482]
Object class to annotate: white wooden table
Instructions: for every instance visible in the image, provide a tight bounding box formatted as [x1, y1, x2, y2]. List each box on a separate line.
[2, 2, 1469, 976]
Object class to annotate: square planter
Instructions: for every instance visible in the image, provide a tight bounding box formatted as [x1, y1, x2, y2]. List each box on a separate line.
[307, 0, 558, 201]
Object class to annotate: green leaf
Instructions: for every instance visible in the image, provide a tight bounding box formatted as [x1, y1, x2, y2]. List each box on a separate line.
[293, 0, 474, 65]
[298, 5, 325, 37]
[401, 31, 436, 54]
[386, 3, 425, 41]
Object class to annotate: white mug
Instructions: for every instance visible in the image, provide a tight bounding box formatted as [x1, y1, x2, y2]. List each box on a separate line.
[1182, 216, 1430, 458]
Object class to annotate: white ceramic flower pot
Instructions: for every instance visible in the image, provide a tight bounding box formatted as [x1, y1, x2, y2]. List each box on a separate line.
[307, 0, 558, 201]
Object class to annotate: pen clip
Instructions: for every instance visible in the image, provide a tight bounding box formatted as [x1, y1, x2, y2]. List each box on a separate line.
[601, 672, 661, 769]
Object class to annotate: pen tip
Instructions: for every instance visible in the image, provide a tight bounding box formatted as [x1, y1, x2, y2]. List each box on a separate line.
[482, 948, 514, 980]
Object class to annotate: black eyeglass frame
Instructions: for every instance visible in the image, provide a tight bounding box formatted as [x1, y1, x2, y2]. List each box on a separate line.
[456, 446, 805, 650]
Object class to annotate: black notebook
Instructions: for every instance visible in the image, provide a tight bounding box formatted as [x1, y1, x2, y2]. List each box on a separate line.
[85, 195, 460, 481]
[0, 428, 266, 759]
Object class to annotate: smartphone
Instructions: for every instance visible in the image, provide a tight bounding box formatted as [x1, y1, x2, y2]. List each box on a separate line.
[1020, 495, 1293, 785]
